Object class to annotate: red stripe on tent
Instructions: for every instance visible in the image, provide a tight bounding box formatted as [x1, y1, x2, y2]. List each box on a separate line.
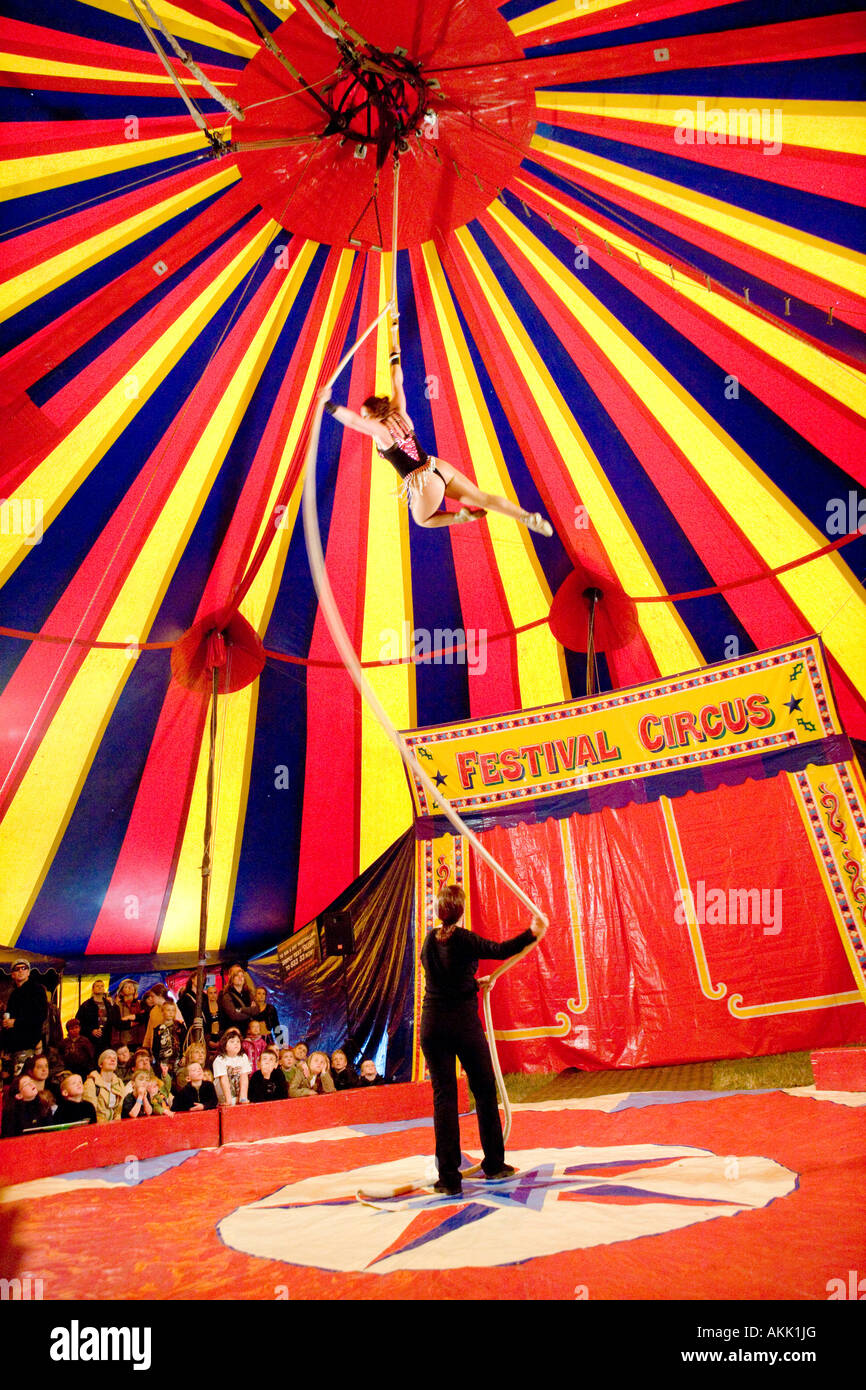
[0, 113, 241, 159]
[537, 144, 866, 329]
[514, 167, 866, 382]
[541, 110, 866, 208]
[87, 248, 332, 954]
[521, 13, 866, 82]
[0, 263, 286, 829]
[479, 207, 822, 677]
[514, 176, 866, 480]
[441, 229, 659, 690]
[294, 262, 377, 930]
[410, 244, 522, 719]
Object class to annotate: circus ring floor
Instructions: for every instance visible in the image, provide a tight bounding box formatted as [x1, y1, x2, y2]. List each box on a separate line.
[2, 1085, 864, 1318]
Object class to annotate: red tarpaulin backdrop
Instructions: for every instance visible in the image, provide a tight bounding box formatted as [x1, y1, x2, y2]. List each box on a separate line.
[454, 775, 865, 1072]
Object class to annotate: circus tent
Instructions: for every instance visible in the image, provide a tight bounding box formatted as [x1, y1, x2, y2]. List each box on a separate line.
[0, 0, 864, 977]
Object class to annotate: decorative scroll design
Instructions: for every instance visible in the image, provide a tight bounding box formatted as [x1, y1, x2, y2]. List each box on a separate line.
[842, 850, 866, 931]
[661, 799, 727, 1001]
[818, 782, 847, 841]
[490, 1013, 573, 1041]
[728, 990, 862, 1019]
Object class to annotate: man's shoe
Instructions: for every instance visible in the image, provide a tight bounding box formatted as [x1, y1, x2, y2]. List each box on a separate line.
[432, 1179, 463, 1196]
[483, 1165, 517, 1182]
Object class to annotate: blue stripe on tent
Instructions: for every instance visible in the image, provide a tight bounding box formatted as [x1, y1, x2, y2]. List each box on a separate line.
[495, 193, 866, 609]
[223, 0, 283, 34]
[521, 0, 865, 54]
[398, 250, 471, 730]
[533, 123, 866, 253]
[535, 53, 866, 101]
[563, 648, 613, 699]
[521, 159, 866, 367]
[471, 211, 754, 665]
[30, 202, 264, 405]
[0, 150, 213, 241]
[15, 649, 173, 958]
[0, 88, 231, 122]
[1, 0, 248, 69]
[148, 241, 330, 643]
[0, 265, 281, 639]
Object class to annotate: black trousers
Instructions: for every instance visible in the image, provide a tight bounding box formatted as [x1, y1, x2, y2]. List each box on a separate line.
[420, 1002, 504, 1185]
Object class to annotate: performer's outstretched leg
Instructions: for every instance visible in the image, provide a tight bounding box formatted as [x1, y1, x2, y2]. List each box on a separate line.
[439, 462, 553, 537]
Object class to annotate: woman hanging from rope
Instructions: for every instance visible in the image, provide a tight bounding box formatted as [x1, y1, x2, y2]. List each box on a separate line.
[317, 327, 553, 536]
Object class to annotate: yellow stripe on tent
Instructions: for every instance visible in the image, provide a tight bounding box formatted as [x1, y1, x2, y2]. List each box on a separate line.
[490, 200, 866, 701]
[535, 93, 866, 158]
[531, 133, 866, 300]
[0, 221, 278, 592]
[77, 0, 258, 59]
[510, 0, 624, 38]
[0, 52, 224, 86]
[513, 174, 866, 421]
[420, 239, 571, 710]
[0, 131, 218, 203]
[0, 259, 300, 947]
[0, 166, 240, 324]
[465, 209, 703, 678]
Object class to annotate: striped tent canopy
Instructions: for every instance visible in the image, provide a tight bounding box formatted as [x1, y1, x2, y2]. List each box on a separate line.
[1, 0, 864, 960]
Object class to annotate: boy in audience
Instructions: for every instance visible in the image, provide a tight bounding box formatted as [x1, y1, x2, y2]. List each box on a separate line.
[59, 1017, 94, 1079]
[248, 1048, 289, 1104]
[358, 1059, 386, 1086]
[173, 1061, 219, 1112]
[115, 1043, 135, 1086]
[53, 1072, 97, 1126]
[151, 1000, 185, 1079]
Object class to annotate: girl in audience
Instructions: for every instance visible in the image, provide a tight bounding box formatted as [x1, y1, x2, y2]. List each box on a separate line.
[82, 1049, 127, 1122]
[121, 1070, 156, 1120]
[330, 1049, 359, 1091]
[22, 1054, 57, 1111]
[131, 1048, 173, 1111]
[242, 1019, 268, 1072]
[248, 1048, 289, 1104]
[213, 1028, 251, 1106]
[1, 1071, 53, 1136]
[308, 1052, 336, 1095]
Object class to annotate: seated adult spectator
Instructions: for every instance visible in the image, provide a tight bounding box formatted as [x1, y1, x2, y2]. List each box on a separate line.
[358, 1059, 385, 1087]
[308, 1052, 336, 1095]
[82, 1050, 127, 1122]
[52, 1072, 97, 1126]
[243, 1019, 267, 1072]
[173, 1061, 219, 1112]
[58, 1017, 95, 1080]
[248, 1049, 289, 1104]
[253, 987, 280, 1041]
[1, 1071, 53, 1137]
[112, 980, 146, 1052]
[330, 1049, 359, 1091]
[76, 978, 113, 1054]
[213, 1029, 251, 1106]
[218, 966, 258, 1035]
[151, 1000, 185, 1080]
[1, 960, 49, 1076]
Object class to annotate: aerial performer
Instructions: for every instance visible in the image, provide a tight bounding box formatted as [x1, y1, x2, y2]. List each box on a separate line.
[420, 884, 548, 1195]
[318, 329, 554, 536]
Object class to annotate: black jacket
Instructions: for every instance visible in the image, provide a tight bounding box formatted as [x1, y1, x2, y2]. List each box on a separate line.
[421, 927, 536, 1007]
[4, 978, 49, 1052]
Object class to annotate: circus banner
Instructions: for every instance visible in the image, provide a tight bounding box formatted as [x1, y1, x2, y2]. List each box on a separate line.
[402, 639, 843, 820]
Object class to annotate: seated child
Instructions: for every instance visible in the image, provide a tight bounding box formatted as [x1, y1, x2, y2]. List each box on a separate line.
[358, 1059, 385, 1086]
[59, 1018, 95, 1079]
[121, 1070, 157, 1119]
[52, 1072, 97, 1126]
[248, 1048, 289, 1104]
[0, 1072, 53, 1137]
[114, 1043, 135, 1086]
[330, 1049, 359, 1091]
[173, 1061, 219, 1112]
[308, 1051, 336, 1094]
